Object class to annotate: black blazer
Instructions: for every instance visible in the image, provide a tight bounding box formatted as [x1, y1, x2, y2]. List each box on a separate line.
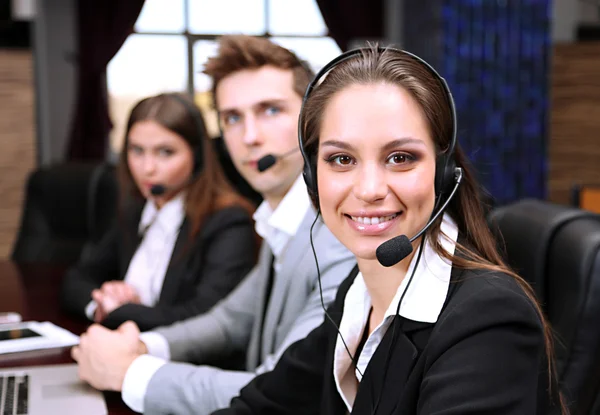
[214, 264, 560, 414]
[60, 203, 258, 331]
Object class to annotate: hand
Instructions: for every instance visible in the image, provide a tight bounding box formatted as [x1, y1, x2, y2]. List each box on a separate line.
[91, 294, 107, 323]
[71, 321, 143, 391]
[99, 281, 141, 306]
[91, 289, 120, 320]
[91, 282, 141, 321]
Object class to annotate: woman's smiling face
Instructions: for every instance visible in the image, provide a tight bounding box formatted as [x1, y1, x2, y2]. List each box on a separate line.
[317, 82, 437, 261]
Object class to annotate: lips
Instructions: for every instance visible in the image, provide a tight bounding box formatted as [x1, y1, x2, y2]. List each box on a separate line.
[348, 213, 399, 225]
[344, 211, 403, 236]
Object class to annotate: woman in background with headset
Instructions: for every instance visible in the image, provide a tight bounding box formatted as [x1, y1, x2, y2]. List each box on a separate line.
[61, 93, 258, 332]
[213, 47, 566, 414]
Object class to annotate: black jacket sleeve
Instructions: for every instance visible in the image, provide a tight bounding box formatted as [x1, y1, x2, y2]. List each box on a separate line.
[59, 225, 121, 320]
[101, 206, 258, 331]
[211, 269, 549, 415]
[415, 277, 546, 414]
[214, 320, 331, 415]
[211, 269, 359, 415]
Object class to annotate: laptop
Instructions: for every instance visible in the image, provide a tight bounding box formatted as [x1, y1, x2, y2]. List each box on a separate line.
[0, 364, 107, 415]
[0, 322, 79, 355]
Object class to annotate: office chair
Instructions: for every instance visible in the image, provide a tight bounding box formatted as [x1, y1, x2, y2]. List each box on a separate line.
[12, 162, 117, 264]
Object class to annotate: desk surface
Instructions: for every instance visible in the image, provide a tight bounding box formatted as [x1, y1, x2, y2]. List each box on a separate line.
[0, 261, 133, 414]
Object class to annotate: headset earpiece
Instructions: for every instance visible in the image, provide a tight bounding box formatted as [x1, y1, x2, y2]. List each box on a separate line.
[435, 152, 458, 199]
[298, 46, 459, 205]
[302, 151, 318, 206]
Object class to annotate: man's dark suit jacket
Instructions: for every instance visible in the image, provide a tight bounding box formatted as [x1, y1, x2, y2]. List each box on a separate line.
[214, 263, 561, 414]
[60, 203, 257, 331]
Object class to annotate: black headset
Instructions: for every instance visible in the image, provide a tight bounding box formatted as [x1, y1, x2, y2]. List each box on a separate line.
[297, 46, 459, 206]
[303, 48, 461, 415]
[168, 93, 207, 177]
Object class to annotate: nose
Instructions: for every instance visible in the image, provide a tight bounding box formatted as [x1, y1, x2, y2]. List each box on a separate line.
[241, 115, 261, 146]
[141, 154, 157, 176]
[353, 162, 388, 203]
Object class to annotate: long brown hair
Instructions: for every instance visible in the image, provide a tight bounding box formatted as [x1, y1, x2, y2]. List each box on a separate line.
[118, 92, 255, 240]
[301, 46, 567, 413]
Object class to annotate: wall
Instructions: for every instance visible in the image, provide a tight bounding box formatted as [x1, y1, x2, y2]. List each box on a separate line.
[549, 42, 600, 205]
[33, 0, 77, 166]
[0, 50, 36, 259]
[552, 0, 600, 42]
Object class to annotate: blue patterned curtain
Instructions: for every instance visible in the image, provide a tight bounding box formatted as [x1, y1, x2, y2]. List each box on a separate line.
[441, 0, 551, 205]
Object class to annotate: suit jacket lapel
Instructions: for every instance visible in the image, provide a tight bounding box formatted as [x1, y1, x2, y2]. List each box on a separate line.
[157, 219, 190, 304]
[348, 266, 462, 413]
[259, 209, 317, 353]
[278, 208, 318, 280]
[351, 317, 433, 414]
[246, 242, 276, 369]
[119, 203, 145, 277]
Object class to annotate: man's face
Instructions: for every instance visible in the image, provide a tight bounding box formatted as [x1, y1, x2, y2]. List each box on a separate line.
[216, 65, 304, 207]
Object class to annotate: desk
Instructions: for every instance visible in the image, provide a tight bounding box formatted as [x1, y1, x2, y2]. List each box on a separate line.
[0, 261, 134, 414]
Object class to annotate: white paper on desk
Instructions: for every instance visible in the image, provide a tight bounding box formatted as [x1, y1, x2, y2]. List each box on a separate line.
[0, 321, 79, 354]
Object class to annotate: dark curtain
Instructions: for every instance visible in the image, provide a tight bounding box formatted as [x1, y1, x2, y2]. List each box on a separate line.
[316, 0, 384, 51]
[67, 1, 146, 161]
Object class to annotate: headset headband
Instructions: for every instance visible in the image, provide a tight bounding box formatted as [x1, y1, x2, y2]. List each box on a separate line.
[297, 47, 458, 201]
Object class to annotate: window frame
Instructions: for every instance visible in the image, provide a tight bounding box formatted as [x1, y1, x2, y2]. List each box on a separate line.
[132, 0, 332, 97]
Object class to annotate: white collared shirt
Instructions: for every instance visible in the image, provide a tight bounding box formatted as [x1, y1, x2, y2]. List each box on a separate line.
[121, 174, 312, 413]
[333, 214, 459, 411]
[123, 193, 186, 306]
[84, 194, 186, 320]
[252, 174, 311, 273]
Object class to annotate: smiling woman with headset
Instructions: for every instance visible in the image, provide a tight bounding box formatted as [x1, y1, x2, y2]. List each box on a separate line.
[213, 47, 567, 414]
[61, 93, 258, 332]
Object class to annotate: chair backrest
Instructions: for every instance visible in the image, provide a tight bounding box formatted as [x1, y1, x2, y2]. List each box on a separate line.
[78, 162, 119, 261]
[487, 199, 596, 306]
[545, 216, 600, 414]
[87, 162, 118, 244]
[12, 162, 118, 264]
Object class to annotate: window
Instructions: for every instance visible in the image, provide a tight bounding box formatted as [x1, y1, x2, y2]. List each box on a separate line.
[107, 0, 340, 152]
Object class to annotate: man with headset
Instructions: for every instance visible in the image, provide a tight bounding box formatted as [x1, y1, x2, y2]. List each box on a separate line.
[71, 35, 355, 415]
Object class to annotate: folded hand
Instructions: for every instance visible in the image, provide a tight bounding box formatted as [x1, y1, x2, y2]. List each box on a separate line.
[71, 321, 143, 391]
[92, 281, 141, 322]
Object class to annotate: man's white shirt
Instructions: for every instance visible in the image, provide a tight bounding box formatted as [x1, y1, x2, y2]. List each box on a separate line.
[121, 175, 311, 413]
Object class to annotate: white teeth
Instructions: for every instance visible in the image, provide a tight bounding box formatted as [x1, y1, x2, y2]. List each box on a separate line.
[350, 213, 398, 225]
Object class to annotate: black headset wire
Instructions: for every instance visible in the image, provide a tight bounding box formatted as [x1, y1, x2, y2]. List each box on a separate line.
[370, 235, 425, 415]
[302, 47, 457, 413]
[309, 209, 365, 377]
[310, 207, 428, 394]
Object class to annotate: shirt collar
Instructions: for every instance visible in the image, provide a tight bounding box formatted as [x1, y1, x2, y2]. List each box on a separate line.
[346, 213, 459, 324]
[253, 174, 311, 241]
[139, 192, 186, 236]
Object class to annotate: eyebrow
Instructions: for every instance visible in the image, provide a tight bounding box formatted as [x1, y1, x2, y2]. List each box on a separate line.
[219, 99, 288, 116]
[127, 140, 174, 149]
[320, 137, 426, 151]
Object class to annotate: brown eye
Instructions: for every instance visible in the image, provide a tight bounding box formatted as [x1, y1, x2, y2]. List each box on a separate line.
[388, 153, 413, 165]
[325, 154, 355, 166]
[337, 155, 352, 165]
[392, 154, 406, 164]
